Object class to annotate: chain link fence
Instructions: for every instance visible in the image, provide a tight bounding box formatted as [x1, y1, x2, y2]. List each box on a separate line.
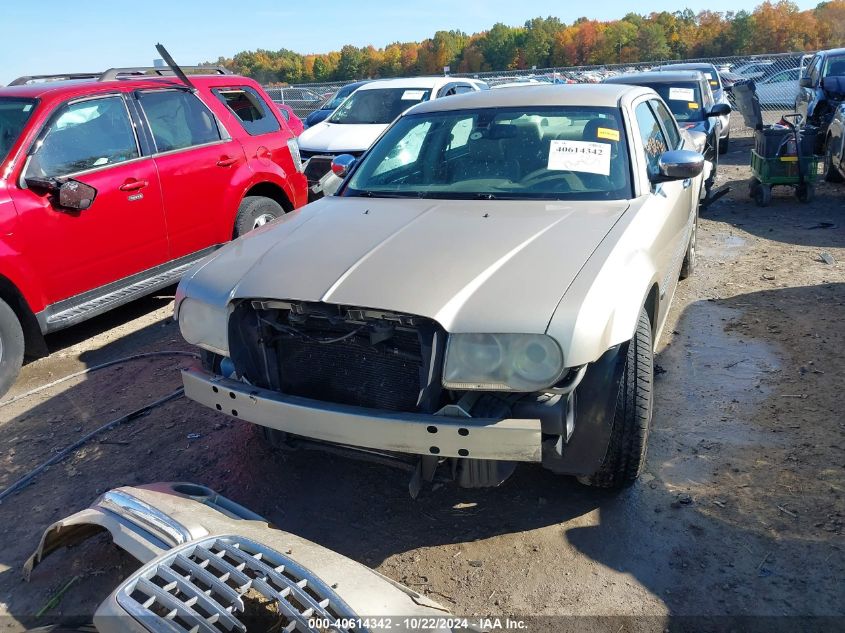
[269, 51, 813, 136]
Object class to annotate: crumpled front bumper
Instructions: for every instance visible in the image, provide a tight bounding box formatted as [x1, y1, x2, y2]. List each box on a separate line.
[182, 367, 543, 463]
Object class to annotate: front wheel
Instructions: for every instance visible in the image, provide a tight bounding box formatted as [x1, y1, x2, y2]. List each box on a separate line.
[233, 196, 285, 238]
[578, 309, 654, 489]
[0, 298, 25, 398]
[823, 143, 844, 183]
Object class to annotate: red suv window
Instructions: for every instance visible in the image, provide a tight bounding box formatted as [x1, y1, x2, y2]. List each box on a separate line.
[137, 89, 222, 152]
[213, 87, 281, 136]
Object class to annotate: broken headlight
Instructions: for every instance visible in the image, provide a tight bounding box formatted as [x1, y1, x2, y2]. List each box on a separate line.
[442, 333, 564, 392]
[178, 298, 229, 357]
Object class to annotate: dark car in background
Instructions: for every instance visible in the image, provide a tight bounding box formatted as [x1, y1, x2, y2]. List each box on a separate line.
[604, 70, 730, 193]
[797, 48, 845, 147]
[304, 80, 373, 129]
[654, 62, 732, 152]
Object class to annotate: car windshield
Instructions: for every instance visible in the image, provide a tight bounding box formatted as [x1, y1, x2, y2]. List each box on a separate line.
[329, 88, 432, 125]
[323, 86, 359, 110]
[822, 55, 845, 78]
[344, 106, 632, 201]
[0, 98, 37, 163]
[641, 83, 704, 122]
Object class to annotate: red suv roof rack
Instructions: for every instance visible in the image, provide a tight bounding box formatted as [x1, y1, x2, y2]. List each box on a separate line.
[8, 66, 231, 86]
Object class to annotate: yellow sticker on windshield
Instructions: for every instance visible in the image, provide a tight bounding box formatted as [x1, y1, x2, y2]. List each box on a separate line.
[597, 127, 620, 141]
[710, 80, 718, 86]
[688, 102, 699, 109]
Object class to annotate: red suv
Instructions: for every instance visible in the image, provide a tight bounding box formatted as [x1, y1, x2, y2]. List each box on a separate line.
[0, 67, 308, 395]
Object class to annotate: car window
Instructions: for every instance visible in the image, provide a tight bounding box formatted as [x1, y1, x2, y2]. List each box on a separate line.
[822, 55, 845, 79]
[634, 102, 668, 176]
[329, 88, 432, 125]
[649, 99, 681, 149]
[138, 90, 221, 153]
[0, 97, 37, 164]
[25, 95, 139, 179]
[373, 120, 431, 176]
[213, 87, 280, 136]
[455, 85, 476, 94]
[640, 82, 704, 122]
[345, 106, 632, 201]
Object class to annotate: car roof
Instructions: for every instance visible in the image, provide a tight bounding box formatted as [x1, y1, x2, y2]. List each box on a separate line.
[355, 76, 456, 91]
[819, 47, 845, 58]
[0, 74, 261, 100]
[409, 83, 646, 114]
[604, 71, 705, 85]
[656, 63, 717, 72]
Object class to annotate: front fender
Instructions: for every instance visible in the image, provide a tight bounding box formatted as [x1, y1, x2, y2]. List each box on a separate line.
[547, 197, 660, 367]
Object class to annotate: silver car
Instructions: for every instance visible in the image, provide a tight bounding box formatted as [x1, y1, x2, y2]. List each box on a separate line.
[175, 84, 705, 490]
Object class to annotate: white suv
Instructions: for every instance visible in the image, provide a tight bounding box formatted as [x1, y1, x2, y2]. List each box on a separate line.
[297, 76, 487, 198]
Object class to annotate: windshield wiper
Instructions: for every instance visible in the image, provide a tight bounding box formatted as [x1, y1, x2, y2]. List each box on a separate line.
[473, 193, 497, 200]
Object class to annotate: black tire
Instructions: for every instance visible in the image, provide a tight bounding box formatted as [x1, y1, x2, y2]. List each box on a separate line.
[0, 298, 25, 398]
[754, 183, 772, 207]
[579, 309, 654, 489]
[823, 143, 844, 183]
[233, 196, 285, 238]
[719, 131, 730, 155]
[679, 212, 697, 280]
[796, 183, 815, 203]
[748, 178, 762, 199]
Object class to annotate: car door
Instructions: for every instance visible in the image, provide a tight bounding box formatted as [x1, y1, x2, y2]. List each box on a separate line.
[135, 88, 247, 260]
[634, 99, 693, 317]
[9, 93, 169, 305]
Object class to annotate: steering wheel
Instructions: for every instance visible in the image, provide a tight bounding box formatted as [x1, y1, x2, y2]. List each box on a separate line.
[520, 168, 583, 189]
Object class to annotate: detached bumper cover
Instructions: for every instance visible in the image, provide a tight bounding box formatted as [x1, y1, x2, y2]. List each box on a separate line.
[182, 367, 543, 462]
[25, 483, 451, 633]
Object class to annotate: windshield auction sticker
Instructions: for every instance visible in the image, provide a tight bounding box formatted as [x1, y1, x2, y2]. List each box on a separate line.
[669, 87, 695, 101]
[547, 140, 611, 175]
[401, 90, 426, 100]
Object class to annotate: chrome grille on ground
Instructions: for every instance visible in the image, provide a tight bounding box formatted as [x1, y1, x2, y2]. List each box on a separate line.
[115, 536, 361, 633]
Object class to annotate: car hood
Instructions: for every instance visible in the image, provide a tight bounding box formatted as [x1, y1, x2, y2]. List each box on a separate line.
[188, 197, 628, 334]
[297, 120, 387, 153]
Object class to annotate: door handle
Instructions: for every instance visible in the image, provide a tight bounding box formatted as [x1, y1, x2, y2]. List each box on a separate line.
[119, 179, 148, 192]
[682, 178, 692, 189]
[216, 157, 238, 167]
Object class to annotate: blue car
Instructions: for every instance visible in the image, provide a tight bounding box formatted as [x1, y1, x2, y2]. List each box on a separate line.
[304, 80, 373, 129]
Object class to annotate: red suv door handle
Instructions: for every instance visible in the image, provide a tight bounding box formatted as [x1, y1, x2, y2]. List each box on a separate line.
[119, 179, 148, 192]
[216, 156, 238, 167]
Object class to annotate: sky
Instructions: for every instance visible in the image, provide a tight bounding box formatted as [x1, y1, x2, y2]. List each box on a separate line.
[0, 0, 821, 85]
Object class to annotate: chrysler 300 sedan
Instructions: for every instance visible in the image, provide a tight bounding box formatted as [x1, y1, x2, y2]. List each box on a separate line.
[175, 84, 706, 491]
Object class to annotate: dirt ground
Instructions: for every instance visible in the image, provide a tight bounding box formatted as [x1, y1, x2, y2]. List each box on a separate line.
[0, 136, 842, 631]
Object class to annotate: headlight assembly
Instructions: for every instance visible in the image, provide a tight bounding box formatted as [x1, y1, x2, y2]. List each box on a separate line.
[177, 298, 229, 357]
[442, 333, 564, 392]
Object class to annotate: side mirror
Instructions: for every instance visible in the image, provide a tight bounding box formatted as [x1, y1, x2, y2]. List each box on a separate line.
[25, 177, 97, 211]
[650, 150, 704, 183]
[707, 103, 732, 118]
[59, 179, 97, 210]
[330, 154, 357, 178]
[799, 76, 813, 89]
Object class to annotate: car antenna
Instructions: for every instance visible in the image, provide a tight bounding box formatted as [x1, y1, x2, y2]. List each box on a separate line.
[155, 43, 197, 92]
